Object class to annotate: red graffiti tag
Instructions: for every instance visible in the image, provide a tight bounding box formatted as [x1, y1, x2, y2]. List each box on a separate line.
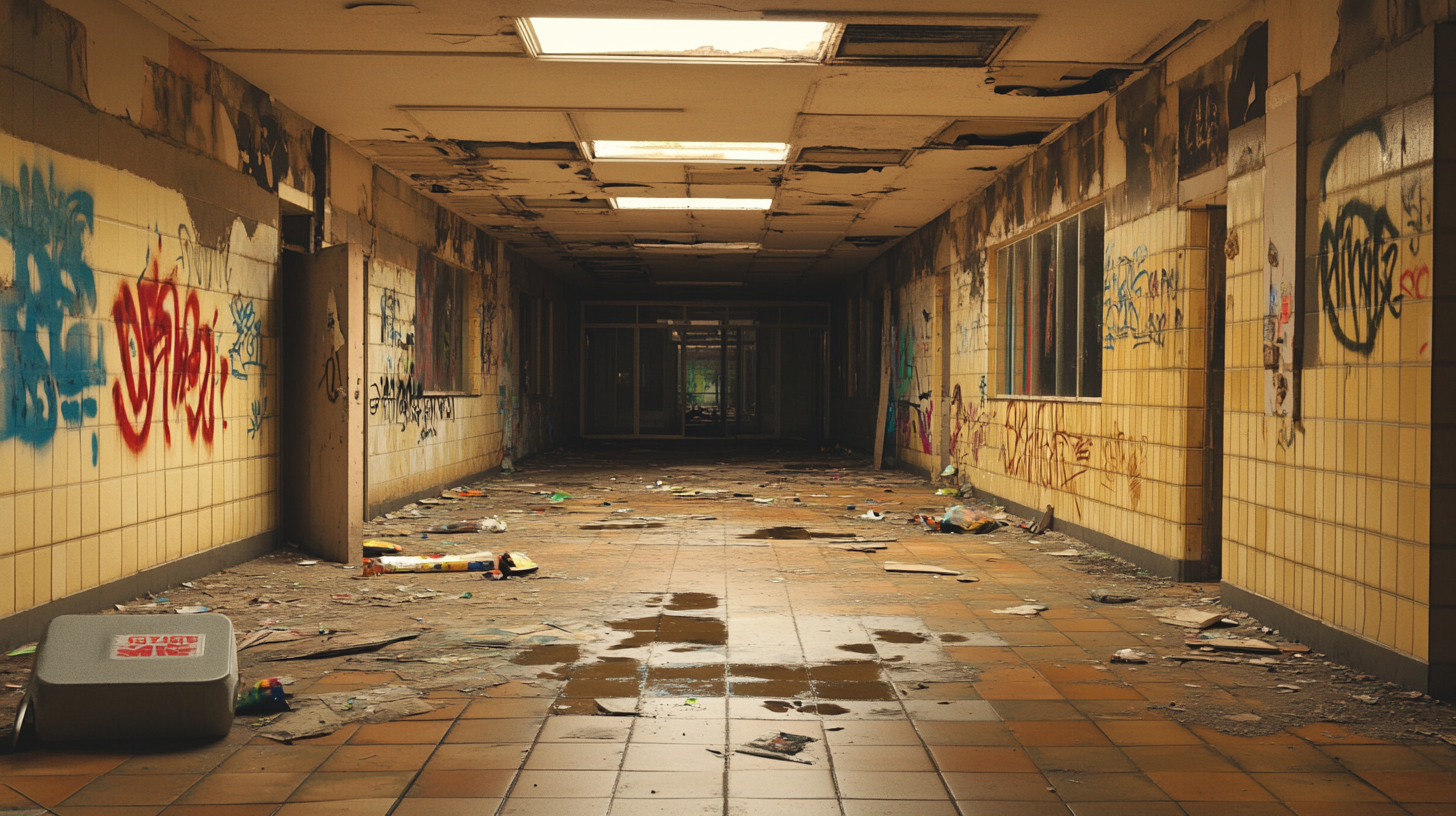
[1400, 264, 1430, 300]
[111, 239, 229, 453]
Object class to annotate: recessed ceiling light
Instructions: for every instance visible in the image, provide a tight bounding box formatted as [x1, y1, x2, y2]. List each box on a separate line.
[613, 198, 773, 211]
[522, 18, 835, 62]
[635, 241, 762, 252]
[591, 141, 791, 163]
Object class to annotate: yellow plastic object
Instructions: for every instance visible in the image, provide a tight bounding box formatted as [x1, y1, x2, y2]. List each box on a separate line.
[502, 552, 539, 574]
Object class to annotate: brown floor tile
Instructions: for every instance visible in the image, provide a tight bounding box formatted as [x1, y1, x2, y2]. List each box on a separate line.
[1123, 745, 1240, 773]
[463, 698, 554, 719]
[0, 751, 129, 776]
[407, 701, 469, 721]
[48, 807, 165, 816]
[1286, 725, 1390, 745]
[63, 774, 203, 807]
[895, 681, 983, 700]
[1251, 773, 1391, 802]
[426, 743, 532, 770]
[1179, 805, 1296, 816]
[1353, 770, 1456, 802]
[1010, 721, 1113, 747]
[735, 800, 843, 816]
[316, 744, 434, 773]
[1044, 771, 1170, 801]
[917, 721, 1018, 746]
[405, 769, 516, 798]
[614, 770, 724, 798]
[1063, 804, 1185, 816]
[991, 702, 1085, 721]
[391, 798, 504, 815]
[975, 681, 1063, 700]
[1030, 664, 1110, 683]
[159, 807, 279, 816]
[287, 771, 413, 802]
[347, 720, 451, 745]
[1281, 804, 1408, 816]
[172, 772, 306, 805]
[822, 720, 921, 745]
[216, 745, 336, 774]
[942, 772, 1059, 801]
[3, 774, 96, 806]
[929, 745, 1039, 773]
[251, 725, 361, 747]
[836, 770, 949, 799]
[274, 800, 396, 815]
[621, 743, 724, 772]
[444, 718, 545, 744]
[1321, 744, 1444, 771]
[830, 745, 936, 772]
[1222, 743, 1344, 773]
[1053, 684, 1143, 700]
[955, 803, 1073, 816]
[1096, 720, 1201, 746]
[1146, 770, 1274, 801]
[109, 744, 241, 776]
[1049, 620, 1123, 632]
[1024, 747, 1136, 773]
[1413, 745, 1456, 771]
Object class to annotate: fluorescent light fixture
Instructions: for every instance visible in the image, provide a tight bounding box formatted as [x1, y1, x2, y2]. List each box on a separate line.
[523, 18, 835, 62]
[635, 241, 762, 252]
[591, 141, 790, 163]
[656, 281, 747, 286]
[613, 198, 773, 210]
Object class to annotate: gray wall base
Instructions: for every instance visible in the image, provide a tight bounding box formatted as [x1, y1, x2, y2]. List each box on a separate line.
[1221, 582, 1432, 695]
[0, 531, 277, 654]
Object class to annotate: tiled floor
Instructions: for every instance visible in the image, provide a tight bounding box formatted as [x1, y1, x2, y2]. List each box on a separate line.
[3, 444, 1456, 815]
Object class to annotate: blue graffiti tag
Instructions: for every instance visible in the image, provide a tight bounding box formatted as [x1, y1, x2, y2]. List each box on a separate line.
[0, 163, 107, 446]
[1102, 244, 1181, 350]
[228, 295, 266, 380]
[247, 396, 267, 439]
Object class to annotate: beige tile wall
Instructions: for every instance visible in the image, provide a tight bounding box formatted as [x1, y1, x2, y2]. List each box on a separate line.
[0, 129, 279, 617]
[1222, 99, 1434, 660]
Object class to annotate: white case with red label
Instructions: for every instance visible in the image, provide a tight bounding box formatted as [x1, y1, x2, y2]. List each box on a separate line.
[32, 613, 238, 741]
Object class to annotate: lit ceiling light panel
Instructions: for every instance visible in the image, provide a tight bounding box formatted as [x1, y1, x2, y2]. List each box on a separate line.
[523, 18, 835, 62]
[613, 198, 773, 210]
[591, 141, 791, 163]
[635, 242, 763, 252]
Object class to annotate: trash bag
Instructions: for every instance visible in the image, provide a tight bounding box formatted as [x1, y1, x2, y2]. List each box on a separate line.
[236, 678, 289, 714]
[940, 505, 998, 534]
[425, 518, 507, 533]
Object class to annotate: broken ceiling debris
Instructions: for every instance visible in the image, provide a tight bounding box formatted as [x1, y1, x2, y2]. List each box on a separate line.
[882, 562, 962, 576]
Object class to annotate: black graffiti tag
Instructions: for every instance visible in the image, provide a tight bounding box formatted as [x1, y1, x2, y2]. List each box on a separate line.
[1317, 123, 1402, 356]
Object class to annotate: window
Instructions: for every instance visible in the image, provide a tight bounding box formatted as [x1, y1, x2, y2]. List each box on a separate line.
[416, 253, 468, 393]
[1000, 204, 1103, 398]
[519, 293, 540, 396]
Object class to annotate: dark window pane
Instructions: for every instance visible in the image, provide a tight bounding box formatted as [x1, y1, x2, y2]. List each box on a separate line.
[781, 304, 827, 324]
[639, 305, 683, 323]
[1081, 205, 1105, 397]
[1032, 228, 1056, 396]
[999, 248, 1013, 394]
[1057, 220, 1079, 396]
[584, 328, 635, 433]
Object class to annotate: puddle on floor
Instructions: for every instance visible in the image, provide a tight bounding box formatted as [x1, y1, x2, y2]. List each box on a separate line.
[939, 634, 969, 643]
[569, 658, 643, 680]
[874, 630, 927, 644]
[665, 592, 719, 611]
[837, 643, 877, 654]
[807, 661, 882, 682]
[549, 698, 602, 715]
[737, 527, 842, 540]
[646, 666, 726, 697]
[730, 665, 810, 681]
[562, 678, 641, 698]
[762, 701, 851, 715]
[606, 613, 728, 649]
[511, 644, 581, 666]
[731, 679, 813, 697]
[812, 681, 898, 700]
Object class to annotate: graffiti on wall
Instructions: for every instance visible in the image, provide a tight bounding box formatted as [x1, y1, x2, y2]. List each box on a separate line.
[1103, 244, 1182, 350]
[111, 237, 231, 452]
[0, 163, 107, 448]
[228, 296, 265, 381]
[1098, 422, 1145, 511]
[1002, 401, 1093, 516]
[477, 298, 497, 374]
[369, 366, 456, 443]
[948, 383, 996, 468]
[416, 252, 467, 392]
[893, 314, 933, 455]
[1317, 120, 1431, 357]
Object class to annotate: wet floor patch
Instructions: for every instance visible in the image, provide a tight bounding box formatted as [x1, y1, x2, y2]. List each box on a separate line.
[562, 678, 640, 698]
[812, 681, 898, 700]
[569, 658, 642, 680]
[807, 661, 882, 683]
[511, 644, 581, 666]
[762, 701, 851, 715]
[646, 666, 726, 697]
[665, 592, 719, 611]
[606, 613, 728, 649]
[874, 630, 928, 644]
[938, 634, 969, 643]
[731, 679, 813, 697]
[738, 527, 842, 540]
[580, 522, 666, 530]
[730, 665, 810, 681]
[837, 643, 877, 654]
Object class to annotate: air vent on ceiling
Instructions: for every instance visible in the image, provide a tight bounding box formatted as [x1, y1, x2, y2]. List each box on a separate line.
[580, 257, 653, 284]
[794, 147, 909, 166]
[832, 24, 1015, 65]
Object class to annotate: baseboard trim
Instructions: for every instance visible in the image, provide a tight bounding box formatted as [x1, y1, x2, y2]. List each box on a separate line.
[0, 530, 278, 654]
[970, 487, 1208, 581]
[367, 461, 517, 521]
[1220, 582, 1431, 694]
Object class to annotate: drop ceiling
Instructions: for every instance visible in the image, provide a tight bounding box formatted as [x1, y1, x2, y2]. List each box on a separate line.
[119, 0, 1246, 290]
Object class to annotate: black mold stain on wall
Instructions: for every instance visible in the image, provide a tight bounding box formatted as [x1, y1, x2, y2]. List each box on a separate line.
[1228, 22, 1268, 130]
[1179, 59, 1230, 179]
[1115, 69, 1173, 219]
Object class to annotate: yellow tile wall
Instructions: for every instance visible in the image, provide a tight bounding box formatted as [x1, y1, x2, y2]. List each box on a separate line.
[0, 128, 279, 618]
[1222, 99, 1433, 661]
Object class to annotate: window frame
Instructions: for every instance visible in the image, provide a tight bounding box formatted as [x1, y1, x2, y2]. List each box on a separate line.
[994, 201, 1104, 402]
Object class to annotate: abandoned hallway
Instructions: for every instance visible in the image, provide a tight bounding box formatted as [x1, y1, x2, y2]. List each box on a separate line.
[4, 445, 1456, 815]
[6, 0, 1456, 811]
